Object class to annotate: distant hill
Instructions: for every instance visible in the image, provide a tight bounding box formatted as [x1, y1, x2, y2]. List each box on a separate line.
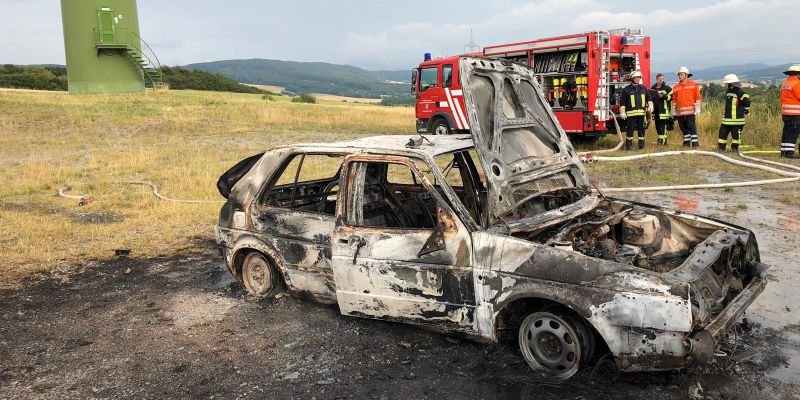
[185, 59, 410, 99]
[677, 62, 796, 84]
[689, 63, 770, 81]
[738, 63, 796, 82]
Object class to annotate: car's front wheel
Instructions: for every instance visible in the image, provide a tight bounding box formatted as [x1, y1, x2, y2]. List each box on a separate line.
[518, 311, 583, 380]
[241, 252, 282, 297]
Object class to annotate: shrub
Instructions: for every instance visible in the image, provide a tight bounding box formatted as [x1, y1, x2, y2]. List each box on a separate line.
[291, 93, 317, 104]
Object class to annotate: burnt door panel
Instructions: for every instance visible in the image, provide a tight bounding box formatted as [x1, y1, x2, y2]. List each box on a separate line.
[332, 156, 475, 331]
[251, 207, 336, 300]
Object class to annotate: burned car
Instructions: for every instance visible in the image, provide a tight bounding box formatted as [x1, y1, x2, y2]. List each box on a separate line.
[215, 57, 767, 379]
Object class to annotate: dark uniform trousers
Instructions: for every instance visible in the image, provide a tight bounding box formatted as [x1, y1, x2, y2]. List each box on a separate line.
[626, 116, 646, 146]
[654, 118, 671, 141]
[677, 115, 698, 146]
[719, 125, 743, 151]
[782, 116, 800, 154]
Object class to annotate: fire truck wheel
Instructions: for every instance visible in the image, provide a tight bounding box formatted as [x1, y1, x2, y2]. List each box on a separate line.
[431, 119, 451, 135]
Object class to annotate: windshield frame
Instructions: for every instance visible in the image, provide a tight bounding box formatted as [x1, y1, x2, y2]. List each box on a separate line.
[418, 149, 485, 232]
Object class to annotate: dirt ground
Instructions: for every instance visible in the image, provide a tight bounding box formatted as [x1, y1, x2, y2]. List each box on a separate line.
[2, 176, 800, 399]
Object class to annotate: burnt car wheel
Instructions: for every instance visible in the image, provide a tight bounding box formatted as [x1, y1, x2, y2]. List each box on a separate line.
[241, 252, 281, 297]
[431, 119, 451, 135]
[518, 311, 582, 380]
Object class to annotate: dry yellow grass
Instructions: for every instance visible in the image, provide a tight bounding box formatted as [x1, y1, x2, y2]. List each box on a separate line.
[0, 89, 414, 284]
[311, 93, 382, 104]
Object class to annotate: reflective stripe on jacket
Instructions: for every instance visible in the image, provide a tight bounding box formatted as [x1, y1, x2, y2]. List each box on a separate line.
[781, 76, 800, 116]
[620, 84, 651, 117]
[651, 83, 673, 119]
[672, 79, 702, 116]
[722, 86, 750, 125]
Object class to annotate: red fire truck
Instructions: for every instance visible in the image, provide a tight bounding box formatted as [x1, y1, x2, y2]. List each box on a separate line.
[413, 28, 651, 138]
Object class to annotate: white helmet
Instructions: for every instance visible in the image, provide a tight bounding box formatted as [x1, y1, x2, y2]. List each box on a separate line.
[677, 66, 693, 77]
[629, 70, 643, 79]
[722, 74, 739, 84]
[784, 65, 800, 75]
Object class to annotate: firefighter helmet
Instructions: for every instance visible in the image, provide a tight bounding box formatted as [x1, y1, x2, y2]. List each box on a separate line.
[630, 71, 643, 79]
[722, 74, 740, 84]
[677, 66, 693, 78]
[784, 65, 800, 75]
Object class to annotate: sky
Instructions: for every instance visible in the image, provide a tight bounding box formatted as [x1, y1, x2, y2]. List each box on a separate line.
[2, 0, 799, 74]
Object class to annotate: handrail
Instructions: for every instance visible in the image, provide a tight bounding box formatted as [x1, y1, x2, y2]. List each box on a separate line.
[91, 26, 163, 87]
[129, 31, 162, 72]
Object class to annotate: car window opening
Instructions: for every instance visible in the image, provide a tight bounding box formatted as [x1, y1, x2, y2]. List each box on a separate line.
[347, 161, 439, 229]
[265, 153, 345, 215]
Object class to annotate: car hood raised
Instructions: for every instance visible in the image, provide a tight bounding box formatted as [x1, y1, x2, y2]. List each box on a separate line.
[458, 57, 591, 226]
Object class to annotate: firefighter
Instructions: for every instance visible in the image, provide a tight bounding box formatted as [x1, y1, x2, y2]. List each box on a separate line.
[651, 73, 673, 145]
[780, 65, 800, 158]
[618, 71, 653, 150]
[718, 74, 750, 152]
[671, 67, 702, 147]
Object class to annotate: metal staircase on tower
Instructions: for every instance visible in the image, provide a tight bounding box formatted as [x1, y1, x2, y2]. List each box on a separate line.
[95, 27, 165, 89]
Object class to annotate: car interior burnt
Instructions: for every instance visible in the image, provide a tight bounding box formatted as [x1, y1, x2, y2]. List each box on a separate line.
[347, 161, 441, 229]
[263, 152, 345, 215]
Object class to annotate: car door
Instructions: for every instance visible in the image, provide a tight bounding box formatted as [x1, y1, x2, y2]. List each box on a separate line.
[250, 152, 345, 301]
[331, 154, 476, 331]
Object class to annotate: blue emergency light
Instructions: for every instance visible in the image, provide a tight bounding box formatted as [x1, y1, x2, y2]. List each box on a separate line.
[424, 53, 432, 61]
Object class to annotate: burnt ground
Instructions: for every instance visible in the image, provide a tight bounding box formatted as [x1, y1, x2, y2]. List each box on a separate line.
[2, 188, 800, 399]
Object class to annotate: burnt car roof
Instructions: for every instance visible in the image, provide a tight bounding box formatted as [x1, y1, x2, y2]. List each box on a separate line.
[276, 134, 475, 157]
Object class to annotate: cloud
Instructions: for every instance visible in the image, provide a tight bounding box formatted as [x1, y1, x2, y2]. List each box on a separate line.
[570, 0, 797, 30]
[342, 21, 471, 68]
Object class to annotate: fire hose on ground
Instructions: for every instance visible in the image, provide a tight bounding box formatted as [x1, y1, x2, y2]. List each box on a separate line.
[59, 181, 224, 204]
[578, 113, 800, 193]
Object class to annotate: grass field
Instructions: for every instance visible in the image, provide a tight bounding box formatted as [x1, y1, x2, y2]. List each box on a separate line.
[0, 89, 413, 283]
[0, 88, 795, 284]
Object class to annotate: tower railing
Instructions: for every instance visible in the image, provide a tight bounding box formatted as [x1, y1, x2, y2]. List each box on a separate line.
[129, 31, 162, 73]
[93, 27, 164, 88]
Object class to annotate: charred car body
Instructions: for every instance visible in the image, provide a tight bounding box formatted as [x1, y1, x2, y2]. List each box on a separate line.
[215, 57, 767, 379]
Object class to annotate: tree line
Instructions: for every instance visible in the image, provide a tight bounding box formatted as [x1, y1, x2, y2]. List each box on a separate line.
[0, 64, 274, 95]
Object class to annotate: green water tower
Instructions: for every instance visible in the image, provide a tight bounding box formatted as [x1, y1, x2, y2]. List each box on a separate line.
[60, 0, 163, 94]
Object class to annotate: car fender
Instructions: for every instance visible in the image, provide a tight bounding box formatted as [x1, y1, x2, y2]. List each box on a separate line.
[229, 233, 289, 284]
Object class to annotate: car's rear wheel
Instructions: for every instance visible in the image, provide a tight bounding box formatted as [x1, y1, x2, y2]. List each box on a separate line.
[518, 311, 583, 380]
[241, 252, 281, 297]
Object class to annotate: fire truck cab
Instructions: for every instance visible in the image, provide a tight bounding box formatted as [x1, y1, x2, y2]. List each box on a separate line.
[414, 29, 651, 139]
[412, 54, 472, 135]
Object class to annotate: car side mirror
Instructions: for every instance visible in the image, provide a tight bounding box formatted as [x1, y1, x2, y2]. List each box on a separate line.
[418, 225, 445, 257]
[417, 207, 456, 257]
